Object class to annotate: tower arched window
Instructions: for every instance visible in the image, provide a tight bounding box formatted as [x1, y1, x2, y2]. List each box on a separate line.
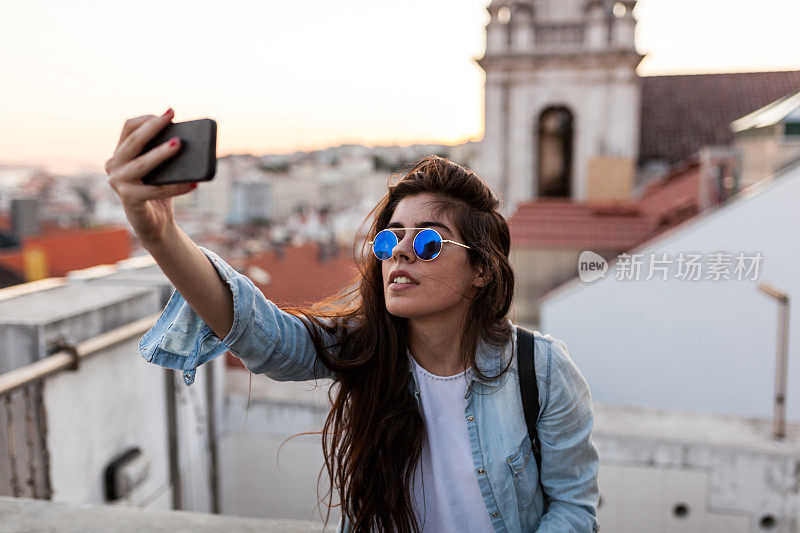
[536, 106, 573, 198]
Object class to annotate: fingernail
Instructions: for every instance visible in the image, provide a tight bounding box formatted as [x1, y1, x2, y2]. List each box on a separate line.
[169, 137, 179, 147]
[162, 107, 173, 117]
[190, 183, 198, 189]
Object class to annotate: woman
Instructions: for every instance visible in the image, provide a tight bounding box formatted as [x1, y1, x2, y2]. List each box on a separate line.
[106, 108, 600, 532]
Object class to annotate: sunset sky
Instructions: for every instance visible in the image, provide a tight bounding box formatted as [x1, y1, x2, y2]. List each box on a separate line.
[1, 0, 799, 173]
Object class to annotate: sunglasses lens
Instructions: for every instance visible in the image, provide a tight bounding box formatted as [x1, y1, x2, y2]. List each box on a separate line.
[414, 229, 442, 260]
[372, 229, 397, 260]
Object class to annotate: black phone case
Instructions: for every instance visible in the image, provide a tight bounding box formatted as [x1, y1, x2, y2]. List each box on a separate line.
[139, 118, 217, 185]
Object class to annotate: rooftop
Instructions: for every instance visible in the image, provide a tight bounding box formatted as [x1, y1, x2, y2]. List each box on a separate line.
[731, 88, 800, 132]
[640, 70, 800, 164]
[594, 403, 800, 457]
[508, 160, 701, 250]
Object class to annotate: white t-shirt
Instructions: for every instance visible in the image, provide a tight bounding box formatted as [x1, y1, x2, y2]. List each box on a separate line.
[409, 354, 495, 532]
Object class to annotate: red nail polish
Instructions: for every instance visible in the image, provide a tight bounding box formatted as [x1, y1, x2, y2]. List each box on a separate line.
[162, 107, 173, 117]
[169, 137, 178, 147]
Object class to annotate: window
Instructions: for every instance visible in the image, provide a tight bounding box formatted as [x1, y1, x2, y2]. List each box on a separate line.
[784, 122, 800, 136]
[537, 106, 574, 198]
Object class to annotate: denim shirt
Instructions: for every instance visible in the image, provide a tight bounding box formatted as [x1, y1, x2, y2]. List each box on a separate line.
[139, 246, 600, 532]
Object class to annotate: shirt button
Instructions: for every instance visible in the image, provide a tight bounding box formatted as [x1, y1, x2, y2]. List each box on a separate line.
[477, 468, 485, 475]
[467, 415, 474, 422]
[491, 511, 498, 518]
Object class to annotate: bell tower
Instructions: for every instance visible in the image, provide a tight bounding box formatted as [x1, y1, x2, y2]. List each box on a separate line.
[478, 0, 643, 209]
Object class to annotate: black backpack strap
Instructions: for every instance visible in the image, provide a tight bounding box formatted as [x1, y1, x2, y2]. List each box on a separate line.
[517, 326, 544, 498]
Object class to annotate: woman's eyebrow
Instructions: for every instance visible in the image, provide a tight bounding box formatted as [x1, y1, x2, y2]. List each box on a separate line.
[386, 221, 453, 236]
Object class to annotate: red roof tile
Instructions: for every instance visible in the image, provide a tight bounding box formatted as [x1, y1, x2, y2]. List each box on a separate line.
[510, 162, 701, 250]
[637, 161, 701, 221]
[640, 70, 800, 164]
[224, 243, 359, 370]
[0, 226, 131, 280]
[237, 243, 359, 308]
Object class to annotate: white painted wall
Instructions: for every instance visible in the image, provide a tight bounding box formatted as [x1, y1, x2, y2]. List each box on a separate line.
[510, 67, 640, 203]
[45, 336, 172, 508]
[597, 464, 751, 532]
[219, 371, 340, 526]
[43, 332, 225, 512]
[593, 403, 800, 531]
[481, 66, 640, 207]
[540, 162, 800, 422]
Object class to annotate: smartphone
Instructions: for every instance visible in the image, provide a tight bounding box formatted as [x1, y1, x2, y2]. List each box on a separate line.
[138, 118, 217, 185]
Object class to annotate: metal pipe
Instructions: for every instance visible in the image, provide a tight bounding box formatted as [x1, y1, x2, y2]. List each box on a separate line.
[757, 282, 790, 439]
[165, 369, 181, 510]
[205, 358, 220, 514]
[0, 313, 159, 396]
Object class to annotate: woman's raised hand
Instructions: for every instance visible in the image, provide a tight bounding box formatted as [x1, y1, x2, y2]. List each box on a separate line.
[104, 108, 196, 247]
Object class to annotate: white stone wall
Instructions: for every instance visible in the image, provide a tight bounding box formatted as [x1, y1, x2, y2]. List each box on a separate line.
[539, 158, 800, 423]
[483, 66, 640, 205]
[0, 264, 226, 514]
[44, 336, 173, 508]
[219, 370, 340, 526]
[736, 133, 800, 188]
[593, 404, 800, 532]
[42, 334, 226, 512]
[480, 70, 509, 206]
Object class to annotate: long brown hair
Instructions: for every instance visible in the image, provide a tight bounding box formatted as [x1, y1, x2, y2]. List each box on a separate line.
[280, 155, 515, 532]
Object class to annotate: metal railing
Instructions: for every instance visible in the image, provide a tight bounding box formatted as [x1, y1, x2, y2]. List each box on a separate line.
[0, 313, 159, 499]
[0, 313, 159, 397]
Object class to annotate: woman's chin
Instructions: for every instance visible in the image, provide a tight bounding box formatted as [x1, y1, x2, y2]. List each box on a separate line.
[385, 300, 424, 319]
[386, 306, 414, 319]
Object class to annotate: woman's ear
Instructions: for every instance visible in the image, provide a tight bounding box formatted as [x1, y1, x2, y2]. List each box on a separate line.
[473, 267, 487, 287]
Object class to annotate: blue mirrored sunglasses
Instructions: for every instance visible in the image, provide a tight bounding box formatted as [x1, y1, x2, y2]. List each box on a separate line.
[369, 227, 471, 261]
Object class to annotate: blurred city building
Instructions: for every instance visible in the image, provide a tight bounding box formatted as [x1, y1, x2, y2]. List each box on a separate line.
[733, 89, 800, 185]
[0, 206, 131, 287]
[0, 141, 479, 291]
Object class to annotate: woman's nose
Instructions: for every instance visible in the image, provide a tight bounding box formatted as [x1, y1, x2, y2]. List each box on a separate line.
[392, 233, 416, 262]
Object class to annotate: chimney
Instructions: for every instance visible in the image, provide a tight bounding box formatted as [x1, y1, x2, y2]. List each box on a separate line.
[11, 197, 40, 239]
